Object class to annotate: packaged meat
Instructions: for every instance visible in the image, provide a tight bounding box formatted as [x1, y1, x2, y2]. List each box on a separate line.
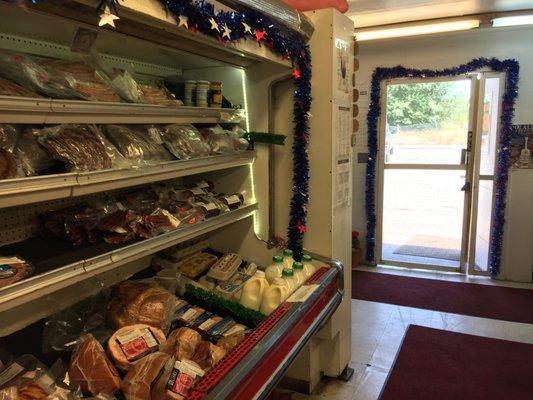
[0, 257, 34, 289]
[217, 330, 246, 352]
[0, 51, 82, 99]
[0, 124, 21, 180]
[175, 252, 218, 280]
[160, 328, 201, 361]
[103, 125, 173, 167]
[160, 125, 211, 160]
[15, 128, 56, 176]
[0, 124, 19, 153]
[108, 70, 145, 104]
[107, 324, 166, 370]
[106, 281, 177, 331]
[0, 355, 57, 400]
[0, 76, 41, 98]
[216, 193, 245, 211]
[38, 59, 120, 103]
[38, 125, 113, 172]
[139, 81, 180, 107]
[229, 126, 250, 151]
[151, 357, 204, 400]
[207, 253, 242, 281]
[69, 334, 121, 396]
[122, 352, 170, 400]
[200, 126, 235, 154]
[206, 316, 237, 338]
[132, 208, 180, 239]
[0, 149, 17, 180]
[190, 341, 226, 371]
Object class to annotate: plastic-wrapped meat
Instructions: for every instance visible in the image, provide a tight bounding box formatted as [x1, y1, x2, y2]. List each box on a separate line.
[151, 357, 204, 400]
[199, 126, 235, 155]
[133, 209, 180, 239]
[69, 334, 121, 396]
[0, 148, 17, 179]
[40, 203, 92, 240]
[0, 76, 41, 98]
[217, 330, 246, 352]
[98, 209, 136, 245]
[190, 341, 226, 371]
[122, 189, 160, 213]
[122, 352, 170, 400]
[15, 128, 56, 176]
[109, 70, 145, 104]
[160, 327, 202, 361]
[160, 125, 211, 160]
[139, 81, 180, 106]
[38, 125, 113, 172]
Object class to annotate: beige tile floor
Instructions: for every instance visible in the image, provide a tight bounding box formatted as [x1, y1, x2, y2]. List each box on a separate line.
[291, 267, 533, 400]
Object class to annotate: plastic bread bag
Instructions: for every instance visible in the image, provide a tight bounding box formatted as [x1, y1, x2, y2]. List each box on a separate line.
[37, 124, 114, 172]
[37, 58, 120, 103]
[160, 124, 211, 160]
[0, 76, 41, 98]
[108, 69, 145, 104]
[0, 50, 82, 99]
[199, 126, 235, 155]
[15, 127, 59, 176]
[103, 125, 173, 167]
[0, 256, 35, 289]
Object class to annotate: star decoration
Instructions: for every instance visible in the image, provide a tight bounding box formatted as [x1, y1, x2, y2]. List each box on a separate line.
[296, 221, 307, 234]
[222, 24, 232, 40]
[178, 15, 188, 29]
[255, 30, 266, 42]
[209, 17, 219, 32]
[98, 5, 120, 28]
[242, 21, 253, 35]
[292, 69, 301, 79]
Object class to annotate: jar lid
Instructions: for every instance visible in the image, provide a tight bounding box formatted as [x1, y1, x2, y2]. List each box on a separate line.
[273, 255, 283, 263]
[197, 80, 210, 84]
[283, 249, 293, 256]
[302, 254, 312, 262]
[210, 81, 222, 85]
[184, 80, 197, 83]
[282, 268, 294, 277]
[292, 262, 303, 270]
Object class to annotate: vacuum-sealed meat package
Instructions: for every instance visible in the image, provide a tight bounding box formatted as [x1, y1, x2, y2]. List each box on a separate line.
[15, 128, 56, 176]
[200, 126, 235, 154]
[151, 357, 204, 400]
[190, 341, 226, 371]
[122, 352, 170, 400]
[0, 76, 41, 98]
[160, 124, 211, 160]
[108, 69, 145, 104]
[160, 327, 202, 361]
[139, 81, 180, 106]
[0, 124, 21, 179]
[103, 125, 173, 167]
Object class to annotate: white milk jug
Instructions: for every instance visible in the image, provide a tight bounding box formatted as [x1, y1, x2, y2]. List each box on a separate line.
[240, 270, 269, 311]
[265, 255, 284, 284]
[302, 254, 316, 279]
[260, 278, 289, 315]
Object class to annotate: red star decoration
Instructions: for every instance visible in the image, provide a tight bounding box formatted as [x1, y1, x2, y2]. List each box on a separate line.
[296, 221, 307, 234]
[282, 52, 291, 60]
[292, 69, 301, 79]
[255, 30, 266, 42]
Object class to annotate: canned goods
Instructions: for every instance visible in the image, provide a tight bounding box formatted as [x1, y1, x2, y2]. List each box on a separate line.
[210, 81, 222, 108]
[196, 80, 210, 108]
[184, 80, 197, 106]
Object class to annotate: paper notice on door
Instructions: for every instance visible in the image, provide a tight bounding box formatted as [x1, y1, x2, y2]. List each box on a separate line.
[286, 284, 319, 303]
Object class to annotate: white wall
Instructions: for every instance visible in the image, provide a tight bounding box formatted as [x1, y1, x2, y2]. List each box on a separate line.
[353, 26, 533, 277]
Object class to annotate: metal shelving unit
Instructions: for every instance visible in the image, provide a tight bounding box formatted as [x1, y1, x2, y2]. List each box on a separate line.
[0, 152, 255, 208]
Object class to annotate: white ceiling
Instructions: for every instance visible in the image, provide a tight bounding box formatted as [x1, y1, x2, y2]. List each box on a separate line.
[347, 0, 533, 27]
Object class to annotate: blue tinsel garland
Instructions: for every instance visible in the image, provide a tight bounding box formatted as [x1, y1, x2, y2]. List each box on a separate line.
[365, 59, 519, 276]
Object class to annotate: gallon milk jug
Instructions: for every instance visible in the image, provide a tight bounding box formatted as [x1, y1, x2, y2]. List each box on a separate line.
[260, 278, 289, 315]
[265, 255, 284, 284]
[282, 249, 294, 270]
[292, 261, 306, 288]
[302, 254, 316, 279]
[281, 268, 297, 295]
[240, 270, 269, 311]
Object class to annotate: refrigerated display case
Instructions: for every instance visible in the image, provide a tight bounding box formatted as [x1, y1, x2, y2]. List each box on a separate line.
[0, 1, 353, 398]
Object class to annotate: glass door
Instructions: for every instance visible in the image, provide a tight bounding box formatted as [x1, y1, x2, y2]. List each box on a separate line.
[377, 77, 476, 271]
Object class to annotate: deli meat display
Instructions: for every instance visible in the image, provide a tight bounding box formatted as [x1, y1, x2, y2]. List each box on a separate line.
[0, 1, 353, 399]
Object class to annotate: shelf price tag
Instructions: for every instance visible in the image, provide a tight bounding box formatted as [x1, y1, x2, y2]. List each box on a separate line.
[219, 111, 232, 122]
[286, 284, 319, 303]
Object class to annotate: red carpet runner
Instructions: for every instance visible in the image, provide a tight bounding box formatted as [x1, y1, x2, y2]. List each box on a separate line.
[352, 270, 533, 324]
[380, 325, 533, 400]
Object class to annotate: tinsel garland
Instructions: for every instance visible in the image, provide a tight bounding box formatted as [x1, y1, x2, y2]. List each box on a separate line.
[365, 58, 519, 276]
[157, 0, 312, 260]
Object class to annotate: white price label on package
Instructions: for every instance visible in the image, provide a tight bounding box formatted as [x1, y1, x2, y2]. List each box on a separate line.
[286, 284, 319, 303]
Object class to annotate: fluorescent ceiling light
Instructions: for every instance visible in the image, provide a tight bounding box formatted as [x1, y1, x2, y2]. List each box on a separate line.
[492, 15, 533, 27]
[356, 20, 480, 41]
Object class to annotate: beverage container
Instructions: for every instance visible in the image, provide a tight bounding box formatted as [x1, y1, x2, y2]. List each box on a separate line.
[239, 270, 269, 311]
[292, 261, 305, 288]
[282, 249, 294, 270]
[260, 278, 289, 315]
[265, 255, 284, 284]
[302, 254, 316, 279]
[281, 268, 297, 295]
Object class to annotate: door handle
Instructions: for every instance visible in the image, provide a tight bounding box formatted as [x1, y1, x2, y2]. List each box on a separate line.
[461, 182, 471, 192]
[461, 149, 469, 165]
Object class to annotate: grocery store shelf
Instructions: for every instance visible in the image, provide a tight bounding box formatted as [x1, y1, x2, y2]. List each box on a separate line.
[0, 152, 255, 208]
[189, 257, 344, 400]
[0, 203, 258, 317]
[0, 95, 246, 124]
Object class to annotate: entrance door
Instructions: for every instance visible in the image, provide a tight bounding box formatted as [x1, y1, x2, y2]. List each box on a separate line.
[376, 74, 501, 272]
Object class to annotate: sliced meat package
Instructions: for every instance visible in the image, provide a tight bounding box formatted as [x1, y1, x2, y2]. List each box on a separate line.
[0, 76, 41, 98]
[15, 128, 56, 176]
[139, 81, 180, 107]
[107, 324, 166, 370]
[0, 355, 57, 400]
[199, 126, 235, 155]
[160, 327, 202, 361]
[151, 357, 204, 400]
[103, 125, 173, 167]
[121, 352, 170, 400]
[38, 124, 114, 172]
[69, 334, 121, 396]
[0, 124, 21, 179]
[190, 341, 226, 371]
[131, 208, 181, 239]
[159, 125, 211, 160]
[108, 70, 145, 104]
[106, 281, 177, 332]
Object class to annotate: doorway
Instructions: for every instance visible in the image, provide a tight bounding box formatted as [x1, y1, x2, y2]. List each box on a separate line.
[376, 74, 502, 274]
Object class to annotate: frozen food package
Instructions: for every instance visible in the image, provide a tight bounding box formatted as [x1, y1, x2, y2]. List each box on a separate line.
[108, 69, 145, 103]
[69, 334, 121, 396]
[0, 76, 41, 98]
[200, 126, 235, 154]
[38, 124, 114, 172]
[0, 256, 34, 289]
[38, 58, 121, 103]
[103, 125, 173, 167]
[15, 127, 58, 176]
[139, 81, 180, 106]
[0, 50, 82, 99]
[160, 124, 211, 160]
[121, 352, 170, 400]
